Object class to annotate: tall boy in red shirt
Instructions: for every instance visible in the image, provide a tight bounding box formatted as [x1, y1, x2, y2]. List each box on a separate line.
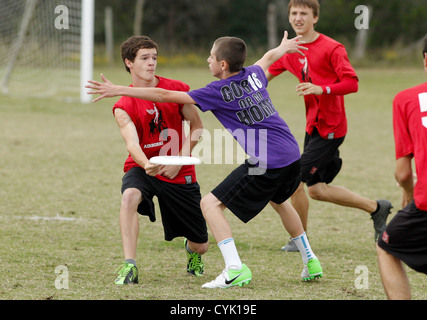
[266, 0, 392, 249]
[376, 35, 427, 300]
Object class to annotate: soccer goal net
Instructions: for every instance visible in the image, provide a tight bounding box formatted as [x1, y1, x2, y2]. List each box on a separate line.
[0, 0, 93, 103]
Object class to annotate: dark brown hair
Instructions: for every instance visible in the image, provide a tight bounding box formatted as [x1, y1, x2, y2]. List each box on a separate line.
[288, 0, 320, 18]
[120, 36, 158, 73]
[213, 37, 247, 73]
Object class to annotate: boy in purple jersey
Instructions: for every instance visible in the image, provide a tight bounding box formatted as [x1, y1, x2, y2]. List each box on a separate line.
[87, 31, 323, 288]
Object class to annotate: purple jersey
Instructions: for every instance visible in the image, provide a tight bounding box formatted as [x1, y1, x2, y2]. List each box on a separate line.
[188, 65, 300, 169]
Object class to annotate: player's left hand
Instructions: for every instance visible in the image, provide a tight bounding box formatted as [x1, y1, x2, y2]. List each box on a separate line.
[281, 31, 307, 57]
[296, 82, 323, 96]
[86, 74, 117, 102]
[159, 165, 182, 180]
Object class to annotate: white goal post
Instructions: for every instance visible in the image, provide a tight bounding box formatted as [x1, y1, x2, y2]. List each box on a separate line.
[80, 0, 94, 104]
[0, 0, 94, 103]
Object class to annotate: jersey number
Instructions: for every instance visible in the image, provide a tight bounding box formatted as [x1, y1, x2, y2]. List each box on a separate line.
[419, 92, 427, 128]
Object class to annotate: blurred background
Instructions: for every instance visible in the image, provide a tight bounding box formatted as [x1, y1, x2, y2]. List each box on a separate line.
[93, 0, 426, 66]
[0, 0, 426, 101]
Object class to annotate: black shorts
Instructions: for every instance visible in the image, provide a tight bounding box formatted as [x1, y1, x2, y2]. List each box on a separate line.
[301, 128, 345, 186]
[121, 167, 208, 243]
[377, 201, 427, 275]
[212, 159, 301, 223]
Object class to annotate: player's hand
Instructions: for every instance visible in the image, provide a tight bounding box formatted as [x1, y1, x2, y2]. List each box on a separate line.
[86, 74, 118, 102]
[281, 31, 307, 57]
[144, 162, 164, 177]
[296, 82, 323, 96]
[159, 165, 182, 180]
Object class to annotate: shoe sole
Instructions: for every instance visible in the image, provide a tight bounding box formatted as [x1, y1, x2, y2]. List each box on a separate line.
[187, 270, 204, 277]
[303, 273, 323, 281]
[235, 278, 252, 287]
[202, 277, 252, 289]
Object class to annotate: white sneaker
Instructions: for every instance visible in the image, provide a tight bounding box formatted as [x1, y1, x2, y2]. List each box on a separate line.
[201, 264, 252, 289]
[281, 238, 299, 252]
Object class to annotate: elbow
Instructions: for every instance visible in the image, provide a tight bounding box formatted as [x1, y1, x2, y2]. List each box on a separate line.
[156, 89, 168, 103]
[194, 119, 204, 132]
[353, 81, 359, 93]
[395, 168, 412, 187]
[395, 155, 413, 187]
[126, 144, 140, 157]
[351, 78, 359, 93]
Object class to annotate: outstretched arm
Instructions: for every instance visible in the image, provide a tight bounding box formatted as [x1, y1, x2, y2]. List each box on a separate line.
[255, 31, 306, 72]
[86, 74, 196, 104]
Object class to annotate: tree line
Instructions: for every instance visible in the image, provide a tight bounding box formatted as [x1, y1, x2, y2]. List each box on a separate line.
[93, 0, 427, 56]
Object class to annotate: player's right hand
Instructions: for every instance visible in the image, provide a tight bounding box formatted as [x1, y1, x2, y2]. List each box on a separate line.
[144, 162, 164, 176]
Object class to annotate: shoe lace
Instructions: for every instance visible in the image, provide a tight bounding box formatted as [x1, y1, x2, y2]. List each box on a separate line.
[188, 253, 203, 270]
[115, 262, 133, 276]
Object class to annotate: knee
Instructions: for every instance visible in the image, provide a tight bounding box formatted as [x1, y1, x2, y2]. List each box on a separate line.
[121, 188, 142, 212]
[292, 183, 305, 197]
[200, 193, 220, 217]
[376, 243, 388, 260]
[200, 196, 209, 213]
[307, 184, 325, 201]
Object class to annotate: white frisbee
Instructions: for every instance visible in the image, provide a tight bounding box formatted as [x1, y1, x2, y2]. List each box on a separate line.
[149, 156, 201, 166]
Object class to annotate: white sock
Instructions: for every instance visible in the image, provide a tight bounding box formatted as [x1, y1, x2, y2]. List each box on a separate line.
[218, 238, 242, 270]
[292, 232, 317, 265]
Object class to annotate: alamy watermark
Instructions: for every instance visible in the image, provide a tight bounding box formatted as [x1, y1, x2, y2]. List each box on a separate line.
[155, 125, 269, 175]
[354, 5, 371, 30]
[354, 265, 369, 290]
[54, 5, 69, 30]
[54, 265, 69, 290]
[54, 4, 371, 31]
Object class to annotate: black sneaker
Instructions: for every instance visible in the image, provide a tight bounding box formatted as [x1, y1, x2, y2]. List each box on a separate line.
[372, 200, 393, 241]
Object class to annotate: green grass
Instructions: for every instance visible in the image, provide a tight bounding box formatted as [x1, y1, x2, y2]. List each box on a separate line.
[1, 66, 426, 301]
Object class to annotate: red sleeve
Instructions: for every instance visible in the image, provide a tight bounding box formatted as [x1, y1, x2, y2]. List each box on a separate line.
[268, 57, 287, 76]
[321, 77, 358, 95]
[321, 44, 358, 95]
[393, 92, 413, 159]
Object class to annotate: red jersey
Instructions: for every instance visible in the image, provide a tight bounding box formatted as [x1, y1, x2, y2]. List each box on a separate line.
[113, 76, 197, 184]
[268, 34, 358, 139]
[393, 82, 427, 211]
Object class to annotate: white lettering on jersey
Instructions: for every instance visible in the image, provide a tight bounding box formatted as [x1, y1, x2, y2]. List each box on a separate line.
[418, 92, 427, 128]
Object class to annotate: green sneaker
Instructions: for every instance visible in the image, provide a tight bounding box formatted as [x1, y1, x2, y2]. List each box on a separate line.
[114, 262, 139, 285]
[202, 264, 252, 289]
[301, 258, 323, 281]
[184, 239, 204, 277]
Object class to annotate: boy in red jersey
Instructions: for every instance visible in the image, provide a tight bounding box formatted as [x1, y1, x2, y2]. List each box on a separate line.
[112, 36, 208, 284]
[376, 35, 427, 300]
[266, 0, 392, 249]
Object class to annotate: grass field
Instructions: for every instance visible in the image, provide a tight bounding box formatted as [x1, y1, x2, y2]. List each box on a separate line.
[0, 65, 426, 303]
